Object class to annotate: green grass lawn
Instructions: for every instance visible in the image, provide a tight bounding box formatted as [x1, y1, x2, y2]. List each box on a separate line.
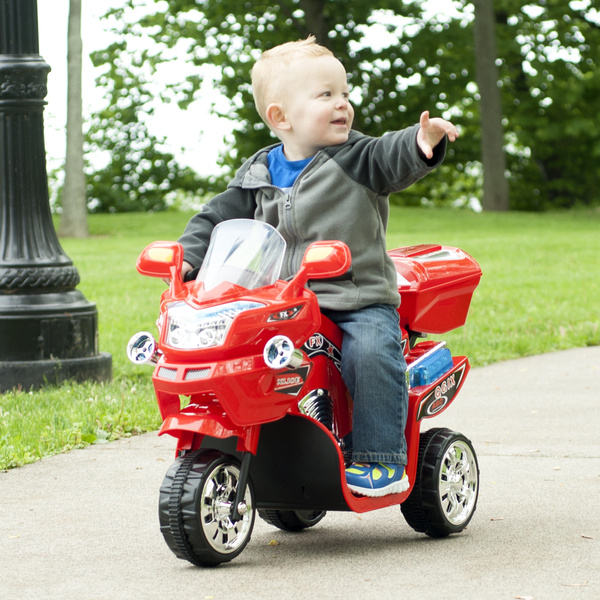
[387, 208, 600, 365]
[1, 207, 599, 469]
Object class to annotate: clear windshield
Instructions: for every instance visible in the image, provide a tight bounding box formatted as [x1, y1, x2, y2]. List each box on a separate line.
[196, 219, 286, 291]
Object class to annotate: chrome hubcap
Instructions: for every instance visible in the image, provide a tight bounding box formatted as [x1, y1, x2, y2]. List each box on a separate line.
[200, 463, 253, 553]
[438, 440, 478, 526]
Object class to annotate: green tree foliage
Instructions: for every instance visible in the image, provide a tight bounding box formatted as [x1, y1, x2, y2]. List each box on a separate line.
[90, 0, 600, 211]
[493, 0, 600, 209]
[118, 0, 481, 208]
[86, 39, 202, 212]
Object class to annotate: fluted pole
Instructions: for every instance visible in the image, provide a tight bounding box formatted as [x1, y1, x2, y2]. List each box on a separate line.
[0, 0, 111, 391]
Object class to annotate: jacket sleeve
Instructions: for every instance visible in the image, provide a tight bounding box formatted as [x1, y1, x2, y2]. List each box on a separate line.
[339, 124, 447, 195]
[177, 187, 257, 268]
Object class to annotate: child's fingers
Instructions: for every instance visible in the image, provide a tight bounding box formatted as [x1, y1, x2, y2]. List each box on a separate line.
[446, 124, 459, 142]
[430, 117, 459, 142]
[420, 140, 434, 159]
[447, 120, 460, 139]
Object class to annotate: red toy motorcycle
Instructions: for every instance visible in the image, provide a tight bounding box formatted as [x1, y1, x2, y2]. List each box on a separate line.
[128, 219, 482, 567]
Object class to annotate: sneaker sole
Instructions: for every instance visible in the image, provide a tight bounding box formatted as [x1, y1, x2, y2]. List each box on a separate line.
[347, 476, 410, 498]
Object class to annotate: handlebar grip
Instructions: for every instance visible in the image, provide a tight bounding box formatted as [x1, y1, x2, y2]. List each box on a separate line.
[183, 267, 200, 282]
[326, 267, 354, 283]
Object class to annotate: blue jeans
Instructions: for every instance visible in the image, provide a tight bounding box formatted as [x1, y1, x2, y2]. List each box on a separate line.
[323, 304, 408, 465]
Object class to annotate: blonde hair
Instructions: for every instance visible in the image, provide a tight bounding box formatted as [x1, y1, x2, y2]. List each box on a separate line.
[251, 36, 335, 124]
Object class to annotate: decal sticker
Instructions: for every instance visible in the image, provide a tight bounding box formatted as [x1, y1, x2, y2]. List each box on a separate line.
[303, 333, 342, 373]
[401, 337, 408, 356]
[268, 305, 304, 322]
[416, 363, 467, 421]
[274, 365, 311, 396]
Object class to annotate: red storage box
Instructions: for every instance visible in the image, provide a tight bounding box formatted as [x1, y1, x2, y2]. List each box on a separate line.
[388, 244, 482, 334]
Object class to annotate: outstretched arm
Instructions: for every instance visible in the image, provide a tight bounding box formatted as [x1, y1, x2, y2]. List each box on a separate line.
[417, 111, 459, 159]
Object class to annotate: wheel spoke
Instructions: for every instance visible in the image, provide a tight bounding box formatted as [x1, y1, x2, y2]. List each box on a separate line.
[202, 515, 220, 542]
[443, 495, 461, 520]
[222, 469, 237, 497]
[439, 477, 453, 498]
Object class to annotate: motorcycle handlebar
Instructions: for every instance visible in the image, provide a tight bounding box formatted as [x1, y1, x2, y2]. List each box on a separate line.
[184, 267, 354, 285]
[326, 267, 354, 282]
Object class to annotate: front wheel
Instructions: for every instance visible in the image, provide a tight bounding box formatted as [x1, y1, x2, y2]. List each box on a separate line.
[159, 450, 255, 567]
[401, 428, 479, 538]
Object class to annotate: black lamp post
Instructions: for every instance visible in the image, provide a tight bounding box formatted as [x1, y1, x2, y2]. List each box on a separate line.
[0, 0, 111, 392]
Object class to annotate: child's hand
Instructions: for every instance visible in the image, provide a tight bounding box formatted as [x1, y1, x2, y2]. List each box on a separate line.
[181, 261, 194, 280]
[417, 111, 459, 159]
[163, 260, 194, 285]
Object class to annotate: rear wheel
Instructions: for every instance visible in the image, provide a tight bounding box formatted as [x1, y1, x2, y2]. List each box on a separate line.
[159, 450, 255, 566]
[402, 428, 479, 538]
[259, 509, 326, 532]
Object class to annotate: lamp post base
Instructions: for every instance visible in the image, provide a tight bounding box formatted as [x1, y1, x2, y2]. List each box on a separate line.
[0, 353, 112, 394]
[0, 291, 113, 393]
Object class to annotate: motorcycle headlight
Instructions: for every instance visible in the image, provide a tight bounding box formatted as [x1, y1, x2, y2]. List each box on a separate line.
[164, 301, 264, 350]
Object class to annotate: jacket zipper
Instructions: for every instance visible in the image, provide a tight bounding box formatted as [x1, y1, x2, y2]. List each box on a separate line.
[284, 152, 320, 276]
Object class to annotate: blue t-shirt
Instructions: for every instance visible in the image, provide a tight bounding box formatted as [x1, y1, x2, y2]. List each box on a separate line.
[267, 145, 313, 191]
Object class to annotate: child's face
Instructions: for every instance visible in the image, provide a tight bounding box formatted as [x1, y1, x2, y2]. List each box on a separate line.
[278, 55, 354, 159]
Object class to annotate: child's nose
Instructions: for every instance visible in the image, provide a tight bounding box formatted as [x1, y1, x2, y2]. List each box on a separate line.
[336, 96, 349, 109]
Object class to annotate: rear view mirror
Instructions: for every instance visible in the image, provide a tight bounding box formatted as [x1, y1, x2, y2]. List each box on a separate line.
[281, 240, 352, 299]
[301, 241, 352, 280]
[137, 241, 184, 279]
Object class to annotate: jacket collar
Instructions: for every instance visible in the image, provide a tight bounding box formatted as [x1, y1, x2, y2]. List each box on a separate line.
[228, 131, 363, 190]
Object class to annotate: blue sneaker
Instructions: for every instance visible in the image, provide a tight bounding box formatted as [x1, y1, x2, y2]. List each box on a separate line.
[345, 462, 409, 497]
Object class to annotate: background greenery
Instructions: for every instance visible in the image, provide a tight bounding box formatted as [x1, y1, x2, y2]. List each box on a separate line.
[1, 208, 598, 470]
[72, 0, 600, 213]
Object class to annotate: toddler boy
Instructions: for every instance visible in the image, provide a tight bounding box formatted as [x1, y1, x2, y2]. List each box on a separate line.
[178, 36, 458, 496]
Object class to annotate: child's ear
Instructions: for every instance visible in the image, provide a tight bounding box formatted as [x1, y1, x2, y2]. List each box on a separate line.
[265, 103, 291, 132]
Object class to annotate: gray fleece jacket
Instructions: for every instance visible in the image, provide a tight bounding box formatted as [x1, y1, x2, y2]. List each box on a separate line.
[178, 124, 446, 311]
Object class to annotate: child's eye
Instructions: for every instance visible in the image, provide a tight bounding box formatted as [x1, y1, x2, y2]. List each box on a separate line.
[322, 91, 332, 97]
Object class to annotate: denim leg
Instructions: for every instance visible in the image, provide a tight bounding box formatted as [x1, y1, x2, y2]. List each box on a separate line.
[323, 304, 408, 465]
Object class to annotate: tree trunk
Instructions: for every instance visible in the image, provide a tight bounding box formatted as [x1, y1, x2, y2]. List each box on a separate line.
[473, 0, 509, 211]
[59, 0, 88, 237]
[299, 0, 328, 45]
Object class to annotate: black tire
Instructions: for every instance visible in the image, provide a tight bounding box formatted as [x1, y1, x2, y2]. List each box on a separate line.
[159, 450, 255, 567]
[401, 428, 479, 538]
[258, 509, 327, 532]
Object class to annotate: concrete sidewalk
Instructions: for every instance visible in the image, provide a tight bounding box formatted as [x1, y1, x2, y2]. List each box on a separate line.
[1, 346, 599, 600]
